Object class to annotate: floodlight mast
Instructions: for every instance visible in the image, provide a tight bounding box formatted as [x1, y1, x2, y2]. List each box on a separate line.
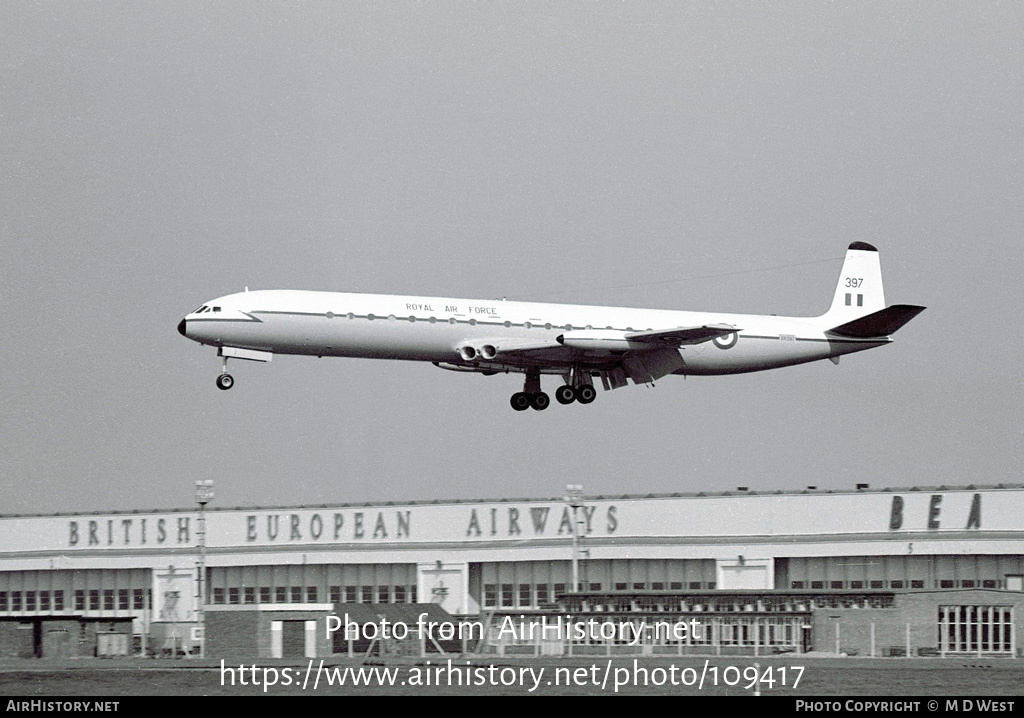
[194, 480, 214, 659]
[565, 484, 584, 594]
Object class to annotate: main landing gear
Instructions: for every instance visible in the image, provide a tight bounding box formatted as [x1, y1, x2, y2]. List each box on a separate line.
[510, 367, 548, 411]
[510, 367, 597, 411]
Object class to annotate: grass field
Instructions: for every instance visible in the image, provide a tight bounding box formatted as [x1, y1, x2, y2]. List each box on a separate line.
[1, 656, 1023, 696]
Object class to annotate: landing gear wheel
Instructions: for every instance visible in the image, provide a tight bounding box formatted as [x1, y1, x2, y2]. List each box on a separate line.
[216, 374, 235, 391]
[510, 392, 531, 411]
[576, 385, 597, 404]
[555, 385, 576, 405]
[530, 392, 550, 411]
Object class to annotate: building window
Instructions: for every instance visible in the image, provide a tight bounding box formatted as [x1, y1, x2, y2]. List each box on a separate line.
[982, 580, 997, 589]
[133, 589, 145, 609]
[88, 590, 99, 611]
[651, 582, 664, 591]
[0, 592, 7, 612]
[290, 587, 302, 603]
[940, 580, 955, 589]
[260, 587, 271, 604]
[75, 590, 85, 611]
[830, 581, 844, 590]
[26, 592, 36, 611]
[706, 583, 716, 590]
[939, 605, 1014, 653]
[670, 582, 682, 590]
[103, 590, 114, 611]
[361, 586, 373, 604]
[483, 584, 497, 608]
[633, 583, 646, 591]
[891, 581, 904, 589]
[501, 584, 514, 607]
[553, 583, 566, 597]
[40, 591, 50, 611]
[518, 584, 531, 607]
[244, 587, 255, 605]
[118, 589, 129, 610]
[307, 587, 318, 603]
[689, 582, 702, 590]
[870, 581, 884, 589]
[275, 587, 287, 603]
[589, 583, 601, 591]
[615, 583, 627, 591]
[410, 586, 417, 603]
[850, 581, 864, 589]
[54, 591, 64, 611]
[345, 586, 357, 603]
[330, 586, 341, 604]
[228, 588, 240, 605]
[394, 586, 406, 603]
[213, 588, 225, 604]
[377, 586, 389, 603]
[536, 584, 549, 604]
[911, 580, 925, 589]
[12, 592, 22, 611]
[791, 581, 805, 589]
[961, 580, 975, 588]
[810, 581, 824, 590]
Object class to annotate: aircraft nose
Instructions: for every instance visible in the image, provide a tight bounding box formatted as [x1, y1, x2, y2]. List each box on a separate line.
[177, 318, 187, 337]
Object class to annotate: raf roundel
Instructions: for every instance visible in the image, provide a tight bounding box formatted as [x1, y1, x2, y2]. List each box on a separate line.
[712, 332, 738, 350]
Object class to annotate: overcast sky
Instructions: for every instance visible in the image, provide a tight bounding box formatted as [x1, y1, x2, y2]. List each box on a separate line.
[2, 1, 1021, 515]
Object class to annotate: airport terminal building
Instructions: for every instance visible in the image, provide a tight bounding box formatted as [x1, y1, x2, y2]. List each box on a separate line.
[0, 484, 1022, 659]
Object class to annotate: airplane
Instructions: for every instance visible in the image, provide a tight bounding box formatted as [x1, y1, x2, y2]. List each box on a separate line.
[177, 242, 924, 411]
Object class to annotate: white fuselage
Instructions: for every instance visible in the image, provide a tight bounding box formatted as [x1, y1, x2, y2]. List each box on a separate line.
[180, 289, 887, 376]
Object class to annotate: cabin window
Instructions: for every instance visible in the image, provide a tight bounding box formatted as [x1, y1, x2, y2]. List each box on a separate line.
[504, 321, 511, 328]
[367, 314, 375, 321]
[469, 319, 476, 326]
[544, 323, 552, 330]
[524, 322, 532, 329]
[408, 316, 415, 322]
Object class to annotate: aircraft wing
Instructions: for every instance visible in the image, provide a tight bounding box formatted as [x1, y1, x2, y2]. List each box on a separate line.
[624, 324, 739, 346]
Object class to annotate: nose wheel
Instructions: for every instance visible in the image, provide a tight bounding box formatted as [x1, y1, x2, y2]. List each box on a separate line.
[215, 355, 234, 390]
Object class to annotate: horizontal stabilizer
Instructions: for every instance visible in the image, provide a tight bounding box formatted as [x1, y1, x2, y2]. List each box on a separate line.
[827, 304, 926, 338]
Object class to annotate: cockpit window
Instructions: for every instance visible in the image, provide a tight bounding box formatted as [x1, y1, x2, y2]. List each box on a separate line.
[193, 305, 207, 313]
[212, 306, 221, 312]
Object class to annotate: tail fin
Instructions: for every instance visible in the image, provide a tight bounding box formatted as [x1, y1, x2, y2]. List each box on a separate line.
[822, 242, 886, 323]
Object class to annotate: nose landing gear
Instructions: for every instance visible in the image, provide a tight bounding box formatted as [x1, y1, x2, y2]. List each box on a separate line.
[216, 355, 234, 391]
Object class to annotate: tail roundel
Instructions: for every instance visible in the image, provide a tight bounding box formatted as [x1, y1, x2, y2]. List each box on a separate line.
[823, 242, 886, 323]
